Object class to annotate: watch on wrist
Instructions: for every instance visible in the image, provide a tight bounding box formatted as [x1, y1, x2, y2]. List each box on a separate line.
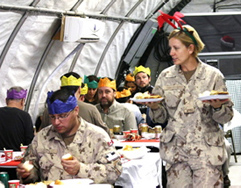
[213, 106, 222, 111]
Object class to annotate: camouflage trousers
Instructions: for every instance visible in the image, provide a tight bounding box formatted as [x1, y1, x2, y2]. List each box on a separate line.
[166, 162, 223, 188]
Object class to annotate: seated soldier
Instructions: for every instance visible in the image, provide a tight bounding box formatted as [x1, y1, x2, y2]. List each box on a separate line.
[96, 77, 137, 132]
[124, 73, 137, 97]
[17, 89, 122, 184]
[132, 65, 154, 114]
[84, 75, 99, 105]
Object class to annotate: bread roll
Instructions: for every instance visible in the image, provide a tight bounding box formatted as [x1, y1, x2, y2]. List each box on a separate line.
[62, 153, 73, 160]
[23, 161, 34, 172]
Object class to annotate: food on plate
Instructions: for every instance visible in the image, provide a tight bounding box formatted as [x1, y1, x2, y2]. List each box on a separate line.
[55, 180, 64, 185]
[134, 92, 150, 99]
[210, 90, 229, 95]
[62, 153, 73, 160]
[27, 181, 53, 187]
[125, 133, 141, 141]
[134, 91, 162, 99]
[123, 145, 140, 151]
[144, 95, 162, 99]
[199, 90, 229, 98]
[23, 160, 34, 172]
[14, 155, 23, 161]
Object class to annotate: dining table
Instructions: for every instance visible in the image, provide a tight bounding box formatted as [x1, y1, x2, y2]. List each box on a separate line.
[1, 140, 163, 188]
[113, 138, 160, 149]
[113, 138, 162, 188]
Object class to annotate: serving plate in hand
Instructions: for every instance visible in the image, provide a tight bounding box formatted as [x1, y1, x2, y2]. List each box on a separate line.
[130, 98, 164, 103]
[198, 95, 231, 101]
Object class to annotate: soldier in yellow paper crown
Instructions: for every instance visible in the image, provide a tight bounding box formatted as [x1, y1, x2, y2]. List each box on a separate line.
[78, 83, 88, 102]
[132, 65, 154, 114]
[96, 77, 137, 132]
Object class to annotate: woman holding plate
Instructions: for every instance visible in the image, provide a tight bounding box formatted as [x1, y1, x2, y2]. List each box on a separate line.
[146, 12, 234, 188]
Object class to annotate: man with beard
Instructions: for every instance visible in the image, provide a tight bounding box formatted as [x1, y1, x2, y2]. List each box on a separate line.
[96, 77, 137, 132]
[132, 65, 154, 114]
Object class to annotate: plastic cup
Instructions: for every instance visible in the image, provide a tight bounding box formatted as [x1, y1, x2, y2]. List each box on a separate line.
[8, 180, 20, 188]
[130, 129, 138, 135]
[140, 124, 148, 133]
[4, 150, 13, 161]
[20, 146, 28, 155]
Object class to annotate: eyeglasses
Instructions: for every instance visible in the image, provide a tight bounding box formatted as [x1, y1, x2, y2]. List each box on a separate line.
[49, 110, 73, 121]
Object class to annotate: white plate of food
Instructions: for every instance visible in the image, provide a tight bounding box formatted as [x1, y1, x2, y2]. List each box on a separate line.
[130, 98, 164, 103]
[131, 92, 163, 103]
[118, 145, 150, 160]
[198, 95, 231, 101]
[50, 179, 94, 187]
[198, 90, 230, 101]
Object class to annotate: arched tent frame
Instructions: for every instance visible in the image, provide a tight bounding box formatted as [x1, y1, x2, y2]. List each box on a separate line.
[0, 0, 240, 123]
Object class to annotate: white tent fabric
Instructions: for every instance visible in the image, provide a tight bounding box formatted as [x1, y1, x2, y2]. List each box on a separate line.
[0, 0, 240, 123]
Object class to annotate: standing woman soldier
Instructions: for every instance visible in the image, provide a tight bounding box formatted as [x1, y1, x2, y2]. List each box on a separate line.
[147, 12, 233, 188]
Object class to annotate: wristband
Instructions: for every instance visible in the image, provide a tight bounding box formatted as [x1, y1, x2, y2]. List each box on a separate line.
[213, 106, 222, 111]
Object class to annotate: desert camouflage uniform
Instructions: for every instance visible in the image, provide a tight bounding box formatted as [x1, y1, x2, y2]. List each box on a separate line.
[20, 118, 122, 184]
[149, 60, 233, 188]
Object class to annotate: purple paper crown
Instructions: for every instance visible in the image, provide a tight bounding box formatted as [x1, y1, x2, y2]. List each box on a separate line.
[47, 91, 77, 114]
[6, 89, 27, 99]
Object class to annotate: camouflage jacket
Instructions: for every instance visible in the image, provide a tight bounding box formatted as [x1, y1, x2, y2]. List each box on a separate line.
[20, 118, 122, 184]
[150, 61, 233, 168]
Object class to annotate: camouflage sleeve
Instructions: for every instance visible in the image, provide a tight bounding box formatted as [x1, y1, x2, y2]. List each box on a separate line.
[149, 104, 168, 124]
[18, 137, 41, 184]
[149, 73, 169, 123]
[211, 73, 234, 124]
[76, 138, 122, 184]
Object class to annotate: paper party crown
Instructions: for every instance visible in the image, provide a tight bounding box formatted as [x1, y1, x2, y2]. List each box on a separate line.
[98, 77, 116, 91]
[7, 89, 27, 99]
[61, 75, 82, 87]
[81, 83, 88, 95]
[133, 65, 151, 76]
[47, 91, 77, 114]
[125, 73, 135, 82]
[116, 88, 131, 99]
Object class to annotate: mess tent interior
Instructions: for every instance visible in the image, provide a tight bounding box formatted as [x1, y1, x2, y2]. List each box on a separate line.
[0, 0, 241, 152]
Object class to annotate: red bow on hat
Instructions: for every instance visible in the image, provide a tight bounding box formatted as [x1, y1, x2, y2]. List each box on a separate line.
[157, 11, 186, 29]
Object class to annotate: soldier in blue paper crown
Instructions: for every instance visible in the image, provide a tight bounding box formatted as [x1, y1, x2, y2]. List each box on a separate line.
[17, 88, 122, 184]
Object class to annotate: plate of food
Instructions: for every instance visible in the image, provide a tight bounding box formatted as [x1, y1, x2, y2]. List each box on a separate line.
[118, 145, 150, 160]
[49, 179, 94, 188]
[13, 151, 23, 161]
[198, 90, 231, 101]
[130, 92, 163, 103]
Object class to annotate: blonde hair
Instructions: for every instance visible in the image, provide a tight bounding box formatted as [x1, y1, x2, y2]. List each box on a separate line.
[168, 25, 205, 57]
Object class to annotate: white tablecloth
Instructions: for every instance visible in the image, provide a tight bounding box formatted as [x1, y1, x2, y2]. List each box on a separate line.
[115, 153, 162, 188]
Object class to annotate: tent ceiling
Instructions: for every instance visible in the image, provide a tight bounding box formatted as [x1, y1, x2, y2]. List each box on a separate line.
[0, 0, 240, 122]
